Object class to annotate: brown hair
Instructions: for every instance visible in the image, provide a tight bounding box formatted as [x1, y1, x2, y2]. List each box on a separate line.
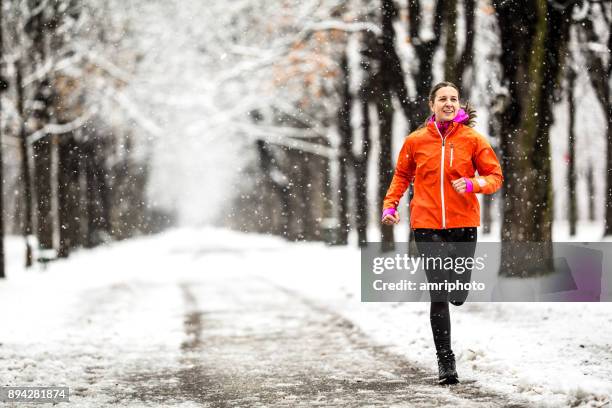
[421, 81, 477, 128]
[428, 81, 460, 104]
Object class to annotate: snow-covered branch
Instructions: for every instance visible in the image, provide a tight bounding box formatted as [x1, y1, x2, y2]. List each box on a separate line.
[111, 91, 164, 139]
[305, 20, 381, 35]
[84, 51, 133, 84]
[23, 52, 86, 86]
[27, 109, 97, 144]
[29, 0, 51, 18]
[235, 122, 335, 158]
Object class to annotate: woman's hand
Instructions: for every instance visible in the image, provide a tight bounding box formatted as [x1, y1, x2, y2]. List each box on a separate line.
[381, 208, 400, 225]
[452, 177, 470, 193]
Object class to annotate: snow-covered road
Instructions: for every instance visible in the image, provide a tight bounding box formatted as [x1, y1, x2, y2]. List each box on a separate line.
[0, 228, 609, 407]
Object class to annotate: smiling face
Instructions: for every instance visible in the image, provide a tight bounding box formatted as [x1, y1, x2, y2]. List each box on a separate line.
[429, 86, 460, 123]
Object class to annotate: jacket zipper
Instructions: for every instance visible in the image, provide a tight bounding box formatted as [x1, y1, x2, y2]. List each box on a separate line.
[434, 122, 446, 229]
[450, 143, 454, 167]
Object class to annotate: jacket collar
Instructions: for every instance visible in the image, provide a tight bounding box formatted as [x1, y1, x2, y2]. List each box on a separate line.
[427, 121, 461, 138]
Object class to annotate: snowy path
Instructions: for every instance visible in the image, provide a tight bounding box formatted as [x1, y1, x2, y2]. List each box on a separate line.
[0, 229, 535, 407]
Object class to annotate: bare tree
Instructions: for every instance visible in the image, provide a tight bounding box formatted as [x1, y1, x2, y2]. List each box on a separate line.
[16, 66, 35, 267]
[353, 30, 376, 247]
[567, 65, 577, 236]
[0, 0, 160, 267]
[377, 0, 401, 248]
[0, 0, 5, 278]
[336, 51, 352, 245]
[494, 0, 573, 275]
[575, 2, 611, 236]
[407, 0, 445, 129]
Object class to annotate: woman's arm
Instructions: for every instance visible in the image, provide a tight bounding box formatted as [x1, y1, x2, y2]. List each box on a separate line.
[467, 134, 503, 194]
[383, 138, 416, 209]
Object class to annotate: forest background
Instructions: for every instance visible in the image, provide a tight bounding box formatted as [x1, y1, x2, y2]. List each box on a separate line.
[0, 0, 610, 276]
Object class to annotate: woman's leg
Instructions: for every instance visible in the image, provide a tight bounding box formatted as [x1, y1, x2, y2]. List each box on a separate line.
[430, 301, 451, 353]
[414, 227, 477, 384]
[433, 227, 477, 384]
[413, 229, 452, 354]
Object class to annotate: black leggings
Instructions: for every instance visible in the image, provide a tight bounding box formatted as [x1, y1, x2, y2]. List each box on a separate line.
[413, 227, 477, 353]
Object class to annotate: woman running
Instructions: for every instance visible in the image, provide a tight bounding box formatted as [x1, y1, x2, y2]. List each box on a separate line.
[381, 81, 503, 385]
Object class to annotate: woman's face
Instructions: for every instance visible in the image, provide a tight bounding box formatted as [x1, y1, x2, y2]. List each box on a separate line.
[429, 86, 460, 123]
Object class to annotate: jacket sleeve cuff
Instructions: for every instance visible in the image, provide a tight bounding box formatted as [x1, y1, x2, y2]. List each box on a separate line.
[464, 177, 474, 193]
[470, 177, 487, 193]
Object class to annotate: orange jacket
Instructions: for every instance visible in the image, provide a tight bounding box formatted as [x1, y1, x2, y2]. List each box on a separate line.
[383, 121, 503, 229]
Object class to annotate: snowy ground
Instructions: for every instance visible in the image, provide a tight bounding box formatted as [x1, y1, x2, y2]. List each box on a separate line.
[0, 227, 611, 407]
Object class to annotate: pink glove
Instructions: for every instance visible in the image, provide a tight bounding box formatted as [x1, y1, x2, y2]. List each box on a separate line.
[382, 208, 397, 220]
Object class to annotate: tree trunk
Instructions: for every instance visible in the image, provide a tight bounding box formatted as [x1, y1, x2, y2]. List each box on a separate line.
[307, 146, 329, 242]
[255, 140, 291, 240]
[77, 137, 90, 247]
[58, 133, 82, 257]
[567, 66, 577, 236]
[481, 114, 497, 235]
[587, 166, 595, 222]
[443, 0, 476, 93]
[378, 92, 395, 249]
[336, 52, 352, 245]
[15, 61, 34, 267]
[494, 0, 571, 276]
[97, 153, 111, 236]
[291, 149, 307, 241]
[29, 1, 56, 252]
[576, 9, 611, 235]
[605, 106, 612, 235]
[354, 96, 371, 247]
[608, 9, 612, 231]
[378, 0, 411, 123]
[84, 140, 102, 247]
[33, 135, 54, 250]
[377, 0, 403, 248]
[0, 0, 5, 278]
[300, 153, 315, 241]
[443, 0, 458, 84]
[456, 0, 476, 90]
[353, 30, 379, 247]
[407, 0, 445, 130]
